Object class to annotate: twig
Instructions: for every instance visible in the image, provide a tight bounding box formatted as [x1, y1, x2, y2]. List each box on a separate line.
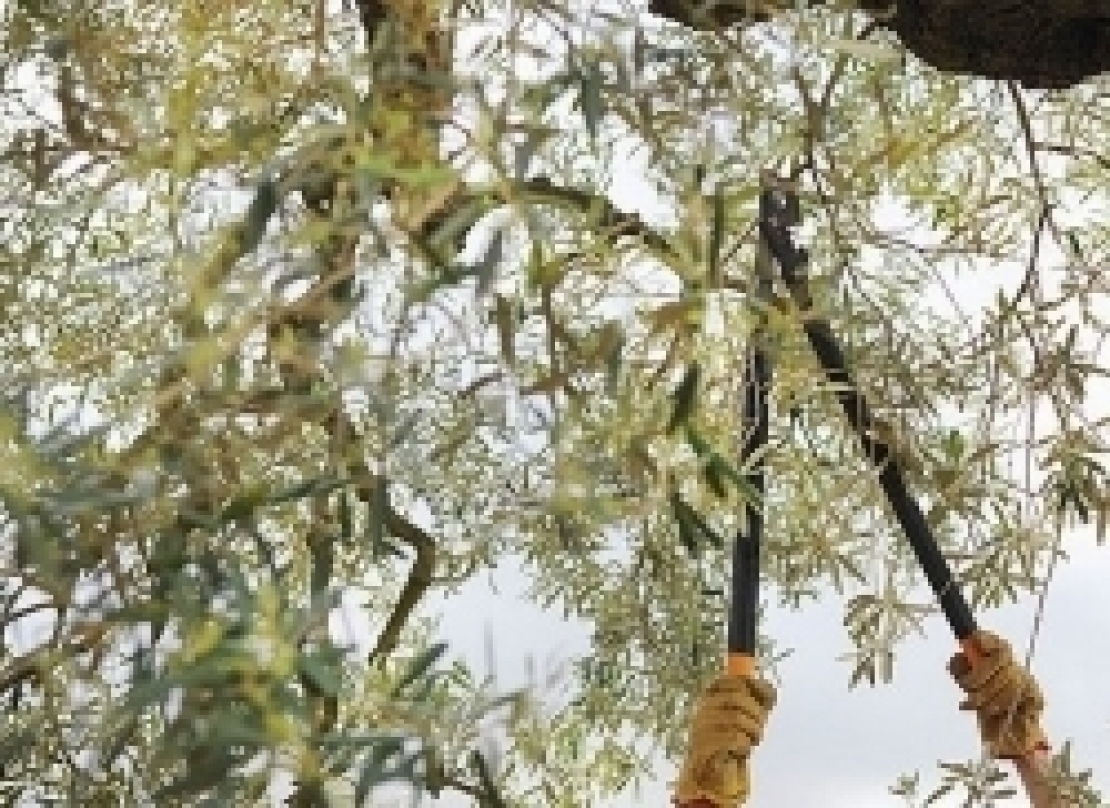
[361, 473, 437, 667]
[0, 622, 109, 693]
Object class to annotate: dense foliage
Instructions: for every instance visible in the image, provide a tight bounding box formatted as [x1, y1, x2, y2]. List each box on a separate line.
[1, 1, 1107, 805]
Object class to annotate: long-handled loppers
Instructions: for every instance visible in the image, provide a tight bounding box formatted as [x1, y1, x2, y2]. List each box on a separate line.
[753, 174, 1059, 807]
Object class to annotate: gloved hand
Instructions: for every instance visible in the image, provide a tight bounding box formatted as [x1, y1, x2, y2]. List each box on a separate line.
[949, 631, 1049, 759]
[674, 674, 776, 807]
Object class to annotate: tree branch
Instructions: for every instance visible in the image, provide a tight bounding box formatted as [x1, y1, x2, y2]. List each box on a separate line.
[0, 621, 108, 693]
[356, 468, 437, 668]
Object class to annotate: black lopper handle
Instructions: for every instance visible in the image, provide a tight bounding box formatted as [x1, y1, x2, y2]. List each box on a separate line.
[726, 182, 777, 676]
[755, 181, 977, 641]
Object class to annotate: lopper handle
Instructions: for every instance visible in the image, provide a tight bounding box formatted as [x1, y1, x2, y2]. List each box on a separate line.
[755, 180, 977, 638]
[757, 175, 1061, 808]
[725, 183, 777, 678]
[726, 652, 756, 677]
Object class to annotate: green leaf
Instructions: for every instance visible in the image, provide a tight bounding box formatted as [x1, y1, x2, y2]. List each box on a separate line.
[391, 642, 448, 697]
[338, 491, 353, 541]
[389, 411, 422, 449]
[474, 227, 505, 295]
[670, 492, 723, 557]
[711, 454, 760, 502]
[240, 179, 279, 254]
[674, 501, 699, 557]
[219, 489, 267, 523]
[494, 293, 516, 365]
[44, 36, 71, 60]
[632, 26, 646, 79]
[425, 195, 488, 256]
[268, 476, 346, 507]
[603, 329, 624, 395]
[308, 532, 334, 596]
[683, 425, 711, 457]
[708, 188, 725, 286]
[941, 429, 965, 461]
[469, 749, 508, 807]
[354, 736, 413, 804]
[578, 62, 603, 144]
[154, 746, 247, 801]
[1065, 230, 1082, 258]
[667, 362, 701, 434]
[299, 651, 343, 698]
[513, 127, 553, 181]
[703, 457, 729, 499]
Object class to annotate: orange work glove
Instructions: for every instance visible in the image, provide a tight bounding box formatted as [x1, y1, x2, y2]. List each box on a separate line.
[949, 630, 1049, 759]
[674, 674, 776, 807]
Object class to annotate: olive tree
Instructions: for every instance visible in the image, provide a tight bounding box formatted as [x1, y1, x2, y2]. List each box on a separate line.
[1, 1, 1106, 805]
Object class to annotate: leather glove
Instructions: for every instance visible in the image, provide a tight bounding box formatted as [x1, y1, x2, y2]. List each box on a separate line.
[949, 630, 1049, 759]
[674, 674, 776, 807]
